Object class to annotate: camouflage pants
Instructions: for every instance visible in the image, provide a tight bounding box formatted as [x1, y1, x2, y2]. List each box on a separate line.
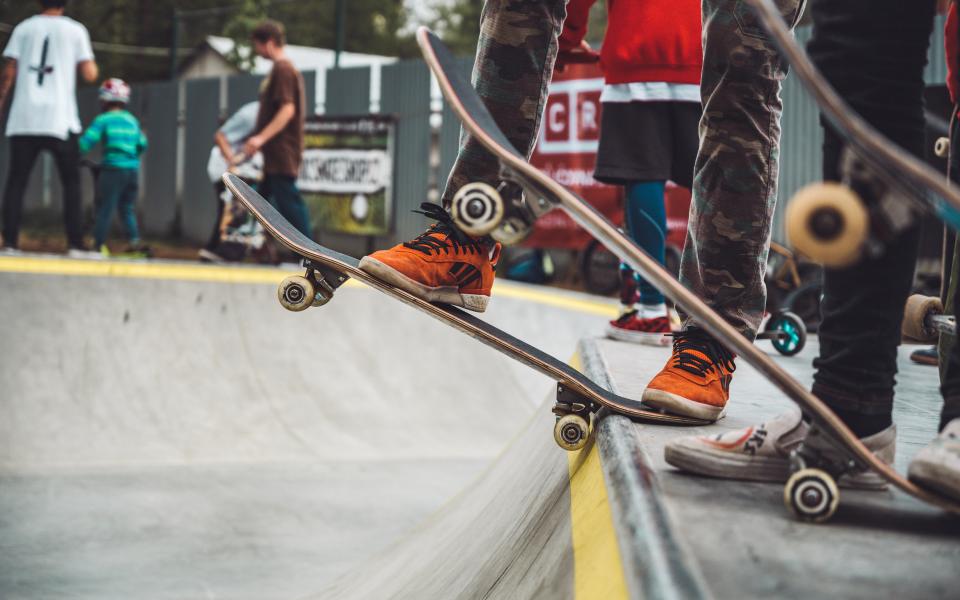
[680, 0, 807, 339]
[440, 0, 568, 207]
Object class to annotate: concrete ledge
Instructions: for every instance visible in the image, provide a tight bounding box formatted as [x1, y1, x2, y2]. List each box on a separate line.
[579, 338, 711, 600]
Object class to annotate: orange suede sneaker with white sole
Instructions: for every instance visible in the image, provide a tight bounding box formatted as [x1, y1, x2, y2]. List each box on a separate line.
[359, 203, 500, 312]
[642, 328, 736, 421]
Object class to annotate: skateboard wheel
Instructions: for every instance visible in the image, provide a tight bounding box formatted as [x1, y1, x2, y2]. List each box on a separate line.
[784, 468, 839, 523]
[554, 414, 590, 452]
[451, 182, 504, 237]
[786, 183, 868, 269]
[766, 311, 807, 356]
[935, 136, 950, 159]
[902, 293, 942, 343]
[278, 275, 315, 312]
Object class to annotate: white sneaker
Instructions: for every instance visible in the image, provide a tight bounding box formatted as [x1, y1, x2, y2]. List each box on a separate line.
[908, 418, 960, 501]
[664, 407, 895, 490]
[66, 248, 104, 260]
[0, 246, 22, 256]
[198, 248, 224, 263]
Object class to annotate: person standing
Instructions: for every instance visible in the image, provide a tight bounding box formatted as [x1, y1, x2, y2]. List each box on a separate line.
[560, 0, 702, 346]
[0, 0, 98, 255]
[78, 78, 148, 257]
[242, 20, 311, 238]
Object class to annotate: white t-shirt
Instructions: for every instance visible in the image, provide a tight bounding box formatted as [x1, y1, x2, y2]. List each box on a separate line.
[601, 82, 700, 104]
[207, 101, 264, 183]
[2, 15, 94, 139]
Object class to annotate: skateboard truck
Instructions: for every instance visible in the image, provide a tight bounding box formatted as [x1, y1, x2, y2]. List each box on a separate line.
[784, 423, 867, 523]
[277, 259, 349, 312]
[551, 383, 598, 451]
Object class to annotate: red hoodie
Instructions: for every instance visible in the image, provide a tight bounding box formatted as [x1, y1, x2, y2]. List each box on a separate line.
[946, 3, 960, 104]
[560, 0, 702, 85]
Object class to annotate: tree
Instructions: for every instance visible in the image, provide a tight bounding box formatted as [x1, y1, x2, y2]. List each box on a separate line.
[221, 0, 269, 70]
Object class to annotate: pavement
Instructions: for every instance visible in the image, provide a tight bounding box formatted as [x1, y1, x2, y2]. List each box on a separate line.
[1, 254, 958, 600]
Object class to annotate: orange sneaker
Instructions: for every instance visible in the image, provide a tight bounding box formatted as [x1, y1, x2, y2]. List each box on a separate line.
[642, 328, 736, 421]
[359, 203, 500, 312]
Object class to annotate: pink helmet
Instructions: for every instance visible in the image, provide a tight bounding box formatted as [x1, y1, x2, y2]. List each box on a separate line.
[99, 78, 131, 104]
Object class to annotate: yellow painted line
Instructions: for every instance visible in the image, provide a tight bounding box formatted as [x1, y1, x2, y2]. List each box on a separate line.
[566, 353, 629, 600]
[0, 255, 616, 316]
[0, 256, 363, 287]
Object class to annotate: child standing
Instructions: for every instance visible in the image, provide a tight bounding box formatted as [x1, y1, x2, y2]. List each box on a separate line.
[79, 78, 148, 256]
[560, 0, 702, 345]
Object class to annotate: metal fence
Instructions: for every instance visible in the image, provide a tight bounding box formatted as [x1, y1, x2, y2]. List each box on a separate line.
[0, 21, 948, 255]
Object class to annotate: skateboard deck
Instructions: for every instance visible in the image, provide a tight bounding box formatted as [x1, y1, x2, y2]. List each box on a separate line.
[222, 174, 709, 450]
[418, 26, 960, 521]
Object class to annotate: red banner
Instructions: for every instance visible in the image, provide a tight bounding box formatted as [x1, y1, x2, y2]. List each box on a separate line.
[527, 63, 690, 253]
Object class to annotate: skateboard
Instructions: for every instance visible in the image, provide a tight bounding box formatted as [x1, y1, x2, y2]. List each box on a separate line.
[222, 174, 709, 451]
[740, 0, 960, 268]
[418, 26, 960, 522]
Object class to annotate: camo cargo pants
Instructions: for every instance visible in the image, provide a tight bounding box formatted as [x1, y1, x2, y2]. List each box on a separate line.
[680, 0, 807, 339]
[440, 0, 568, 206]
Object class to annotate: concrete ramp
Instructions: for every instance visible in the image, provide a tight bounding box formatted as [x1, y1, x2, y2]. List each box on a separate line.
[0, 256, 707, 600]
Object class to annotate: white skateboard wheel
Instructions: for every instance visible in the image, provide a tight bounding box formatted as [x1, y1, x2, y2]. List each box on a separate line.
[278, 275, 315, 312]
[784, 468, 839, 523]
[451, 182, 504, 237]
[935, 137, 950, 159]
[554, 414, 590, 451]
[902, 293, 943, 343]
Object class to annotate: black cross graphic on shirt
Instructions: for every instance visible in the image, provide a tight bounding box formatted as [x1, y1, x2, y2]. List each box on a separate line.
[28, 37, 54, 86]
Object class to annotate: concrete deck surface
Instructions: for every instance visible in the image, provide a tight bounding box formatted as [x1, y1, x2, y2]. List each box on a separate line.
[593, 335, 960, 599]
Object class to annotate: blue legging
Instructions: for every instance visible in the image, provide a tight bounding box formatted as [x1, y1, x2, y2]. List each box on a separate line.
[93, 168, 140, 248]
[621, 181, 666, 307]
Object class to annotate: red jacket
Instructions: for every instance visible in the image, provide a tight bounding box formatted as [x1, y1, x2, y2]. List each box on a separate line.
[560, 0, 702, 85]
[947, 3, 959, 104]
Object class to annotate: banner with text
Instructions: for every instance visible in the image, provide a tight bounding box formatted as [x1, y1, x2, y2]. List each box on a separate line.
[299, 115, 395, 236]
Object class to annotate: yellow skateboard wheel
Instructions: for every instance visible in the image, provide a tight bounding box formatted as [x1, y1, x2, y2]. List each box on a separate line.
[786, 183, 868, 269]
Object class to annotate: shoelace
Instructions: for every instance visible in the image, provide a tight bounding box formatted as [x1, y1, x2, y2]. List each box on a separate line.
[671, 329, 736, 378]
[403, 203, 483, 256]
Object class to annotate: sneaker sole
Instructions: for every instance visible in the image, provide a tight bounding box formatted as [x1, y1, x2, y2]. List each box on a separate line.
[358, 256, 489, 313]
[908, 462, 960, 499]
[642, 388, 726, 421]
[665, 442, 790, 482]
[666, 442, 889, 490]
[605, 326, 671, 346]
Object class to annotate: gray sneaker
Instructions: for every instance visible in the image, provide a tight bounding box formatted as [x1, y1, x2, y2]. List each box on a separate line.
[665, 407, 895, 490]
[908, 418, 960, 501]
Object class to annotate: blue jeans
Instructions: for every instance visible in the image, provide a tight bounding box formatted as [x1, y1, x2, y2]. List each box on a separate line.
[261, 174, 312, 238]
[93, 168, 140, 247]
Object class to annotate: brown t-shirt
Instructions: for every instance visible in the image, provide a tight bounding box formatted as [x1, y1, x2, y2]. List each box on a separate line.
[255, 59, 305, 177]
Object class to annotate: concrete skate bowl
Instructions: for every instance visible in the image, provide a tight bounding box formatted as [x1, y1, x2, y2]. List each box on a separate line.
[0, 256, 705, 600]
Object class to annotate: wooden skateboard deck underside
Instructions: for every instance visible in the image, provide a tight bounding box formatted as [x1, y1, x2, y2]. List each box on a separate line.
[418, 27, 960, 513]
[222, 174, 706, 426]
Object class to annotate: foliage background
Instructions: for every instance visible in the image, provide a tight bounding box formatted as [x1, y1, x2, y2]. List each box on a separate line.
[0, 0, 607, 83]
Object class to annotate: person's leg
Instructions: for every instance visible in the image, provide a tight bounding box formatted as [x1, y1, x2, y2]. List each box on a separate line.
[204, 182, 228, 252]
[117, 171, 141, 245]
[643, 0, 805, 421]
[2, 136, 44, 248]
[93, 169, 124, 249]
[51, 134, 85, 249]
[439, 0, 568, 206]
[809, 0, 934, 437]
[624, 181, 667, 311]
[270, 175, 313, 239]
[941, 104, 960, 430]
[679, 0, 806, 340]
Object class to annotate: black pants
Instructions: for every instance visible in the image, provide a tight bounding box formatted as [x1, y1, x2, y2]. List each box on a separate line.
[938, 107, 960, 428]
[807, 0, 950, 434]
[1, 134, 84, 249]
